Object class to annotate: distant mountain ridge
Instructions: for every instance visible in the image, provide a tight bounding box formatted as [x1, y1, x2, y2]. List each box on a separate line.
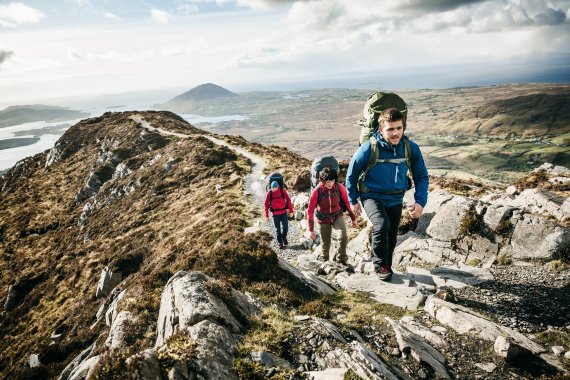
[0, 105, 89, 128]
[168, 83, 237, 103]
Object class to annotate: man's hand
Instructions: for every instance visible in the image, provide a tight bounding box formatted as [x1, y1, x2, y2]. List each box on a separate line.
[352, 203, 361, 217]
[289, 212, 294, 218]
[408, 203, 424, 220]
[265, 216, 269, 221]
[309, 231, 316, 241]
[351, 220, 357, 228]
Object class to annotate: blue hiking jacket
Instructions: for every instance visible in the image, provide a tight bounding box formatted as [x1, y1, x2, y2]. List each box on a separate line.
[346, 132, 429, 207]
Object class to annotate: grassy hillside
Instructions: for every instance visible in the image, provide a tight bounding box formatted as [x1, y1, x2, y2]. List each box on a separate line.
[0, 111, 315, 378]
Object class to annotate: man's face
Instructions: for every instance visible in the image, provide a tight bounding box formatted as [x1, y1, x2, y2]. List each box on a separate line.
[379, 119, 404, 145]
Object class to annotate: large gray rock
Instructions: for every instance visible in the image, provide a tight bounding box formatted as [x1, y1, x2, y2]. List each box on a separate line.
[459, 235, 499, 266]
[323, 341, 411, 380]
[277, 258, 336, 295]
[425, 297, 544, 353]
[494, 188, 569, 223]
[58, 345, 96, 380]
[413, 190, 454, 236]
[386, 317, 450, 379]
[500, 213, 568, 260]
[67, 355, 100, 380]
[393, 234, 464, 268]
[483, 204, 515, 232]
[426, 195, 478, 241]
[335, 272, 426, 310]
[430, 265, 494, 289]
[155, 271, 261, 380]
[155, 271, 259, 346]
[105, 311, 139, 351]
[125, 349, 163, 380]
[95, 267, 122, 298]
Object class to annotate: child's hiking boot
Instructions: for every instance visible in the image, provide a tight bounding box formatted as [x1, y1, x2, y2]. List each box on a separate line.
[279, 242, 284, 249]
[283, 238, 289, 246]
[376, 265, 392, 281]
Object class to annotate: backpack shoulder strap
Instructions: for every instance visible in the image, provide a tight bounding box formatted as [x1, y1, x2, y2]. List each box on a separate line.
[280, 187, 288, 208]
[368, 135, 379, 170]
[403, 136, 413, 176]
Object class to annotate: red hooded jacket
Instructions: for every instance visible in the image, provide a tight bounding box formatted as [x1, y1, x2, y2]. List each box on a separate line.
[307, 182, 355, 232]
[264, 187, 294, 218]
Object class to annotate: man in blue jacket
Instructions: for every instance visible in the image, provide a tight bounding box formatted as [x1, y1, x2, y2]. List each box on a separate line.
[346, 107, 429, 281]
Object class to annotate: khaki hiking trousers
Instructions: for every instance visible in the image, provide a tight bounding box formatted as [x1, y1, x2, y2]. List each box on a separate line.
[318, 215, 348, 263]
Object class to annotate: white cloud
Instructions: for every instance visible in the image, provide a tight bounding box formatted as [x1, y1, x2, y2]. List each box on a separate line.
[104, 12, 121, 21]
[66, 0, 91, 7]
[0, 2, 45, 27]
[150, 8, 173, 24]
[176, 4, 199, 15]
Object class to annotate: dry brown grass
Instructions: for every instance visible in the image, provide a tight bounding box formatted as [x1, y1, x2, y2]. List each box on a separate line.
[0, 111, 319, 378]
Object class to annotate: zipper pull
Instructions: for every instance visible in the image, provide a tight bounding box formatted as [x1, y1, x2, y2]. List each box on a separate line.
[395, 166, 399, 182]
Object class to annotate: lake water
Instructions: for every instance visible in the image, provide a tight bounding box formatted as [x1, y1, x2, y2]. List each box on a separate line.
[0, 113, 247, 172]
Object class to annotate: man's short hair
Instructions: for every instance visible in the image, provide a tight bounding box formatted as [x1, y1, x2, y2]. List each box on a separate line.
[379, 108, 404, 128]
[319, 166, 337, 182]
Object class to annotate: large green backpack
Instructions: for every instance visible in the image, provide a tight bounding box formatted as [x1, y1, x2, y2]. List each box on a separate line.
[358, 92, 408, 145]
[357, 92, 412, 193]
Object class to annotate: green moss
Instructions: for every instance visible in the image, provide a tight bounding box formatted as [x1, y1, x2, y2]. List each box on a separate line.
[238, 307, 294, 358]
[467, 258, 482, 267]
[535, 330, 570, 350]
[495, 254, 513, 266]
[344, 369, 365, 379]
[459, 209, 484, 236]
[297, 291, 412, 331]
[157, 333, 197, 376]
[494, 219, 513, 235]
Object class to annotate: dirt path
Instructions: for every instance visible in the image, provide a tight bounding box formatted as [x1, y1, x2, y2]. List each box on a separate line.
[131, 114, 310, 256]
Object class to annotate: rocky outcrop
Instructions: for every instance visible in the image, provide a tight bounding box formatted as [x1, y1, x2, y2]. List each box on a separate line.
[155, 271, 261, 379]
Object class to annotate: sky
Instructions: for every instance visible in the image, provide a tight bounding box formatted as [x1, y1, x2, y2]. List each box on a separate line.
[1, 0, 570, 106]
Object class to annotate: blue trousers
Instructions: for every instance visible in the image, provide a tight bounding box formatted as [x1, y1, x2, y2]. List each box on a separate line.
[272, 213, 289, 243]
[362, 198, 402, 267]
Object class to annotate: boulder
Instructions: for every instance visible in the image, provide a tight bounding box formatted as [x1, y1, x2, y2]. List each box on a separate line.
[155, 271, 260, 346]
[412, 190, 454, 235]
[335, 272, 426, 310]
[392, 234, 463, 269]
[125, 349, 163, 380]
[277, 258, 336, 295]
[426, 195, 478, 242]
[498, 188, 568, 223]
[430, 265, 494, 289]
[95, 267, 122, 299]
[58, 345, 95, 380]
[105, 311, 139, 351]
[386, 317, 450, 379]
[500, 213, 568, 260]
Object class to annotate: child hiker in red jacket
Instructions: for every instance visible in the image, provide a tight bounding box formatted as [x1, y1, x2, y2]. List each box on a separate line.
[308, 167, 357, 263]
[265, 181, 294, 249]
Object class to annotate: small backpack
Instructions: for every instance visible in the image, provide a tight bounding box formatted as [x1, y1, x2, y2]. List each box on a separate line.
[358, 92, 408, 145]
[267, 172, 288, 212]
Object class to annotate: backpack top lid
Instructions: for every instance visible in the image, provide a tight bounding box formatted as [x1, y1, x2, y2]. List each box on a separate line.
[267, 172, 285, 189]
[310, 155, 339, 189]
[363, 92, 408, 131]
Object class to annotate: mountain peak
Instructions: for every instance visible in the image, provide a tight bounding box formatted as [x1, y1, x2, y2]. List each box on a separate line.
[169, 83, 237, 103]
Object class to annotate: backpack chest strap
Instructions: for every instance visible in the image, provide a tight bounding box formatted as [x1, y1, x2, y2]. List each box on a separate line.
[376, 158, 407, 164]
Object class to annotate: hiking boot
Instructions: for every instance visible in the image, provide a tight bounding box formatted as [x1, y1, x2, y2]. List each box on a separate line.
[376, 265, 392, 281]
[279, 242, 284, 249]
[283, 238, 289, 246]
